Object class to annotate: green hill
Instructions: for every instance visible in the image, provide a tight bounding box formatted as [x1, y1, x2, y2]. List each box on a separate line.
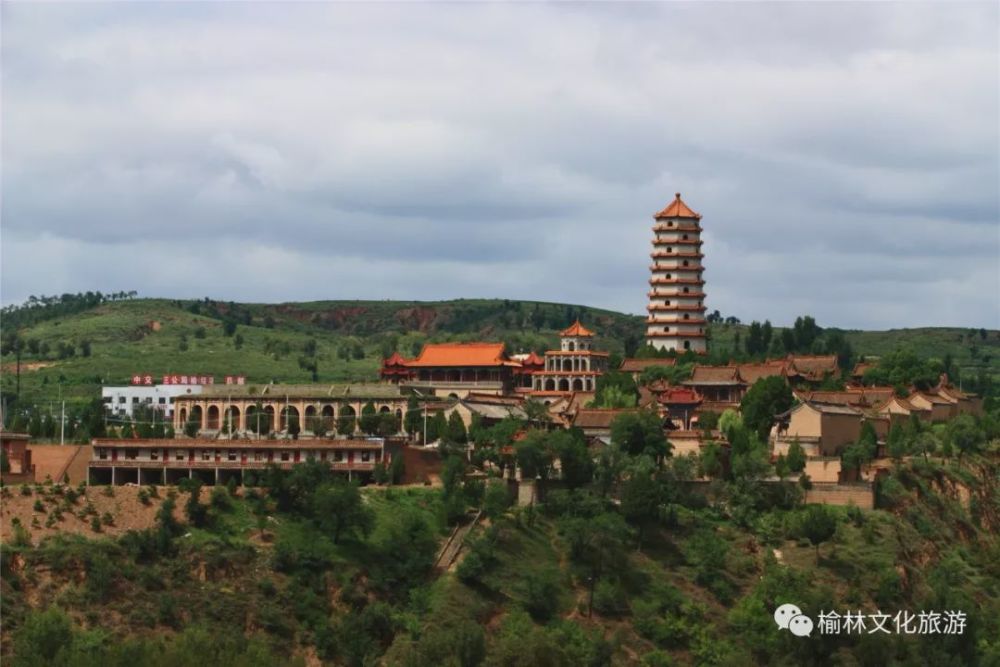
[1, 296, 997, 413]
[2, 453, 998, 665]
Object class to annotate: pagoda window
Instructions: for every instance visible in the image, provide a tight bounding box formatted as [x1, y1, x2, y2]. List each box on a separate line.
[682, 260, 689, 267]
[682, 234, 689, 240]
[665, 301, 671, 306]
[683, 341, 691, 351]
[666, 274, 672, 279]
[684, 314, 690, 320]
[667, 221, 673, 227]
[683, 288, 690, 294]
[666, 247, 673, 253]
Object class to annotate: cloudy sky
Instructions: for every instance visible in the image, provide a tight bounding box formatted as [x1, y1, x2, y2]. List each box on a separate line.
[2, 2, 998, 329]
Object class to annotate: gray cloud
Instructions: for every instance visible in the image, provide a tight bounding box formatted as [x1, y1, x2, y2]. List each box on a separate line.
[2, 2, 998, 329]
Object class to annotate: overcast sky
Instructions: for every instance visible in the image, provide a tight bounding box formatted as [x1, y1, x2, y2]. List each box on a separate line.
[2, 2, 998, 329]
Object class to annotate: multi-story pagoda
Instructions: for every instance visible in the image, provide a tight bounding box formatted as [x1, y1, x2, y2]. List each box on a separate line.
[645, 193, 708, 353]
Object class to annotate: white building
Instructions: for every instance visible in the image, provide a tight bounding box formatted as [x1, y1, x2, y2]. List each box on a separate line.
[101, 384, 204, 419]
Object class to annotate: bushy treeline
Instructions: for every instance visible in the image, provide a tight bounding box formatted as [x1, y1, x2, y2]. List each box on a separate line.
[8, 608, 293, 667]
[1, 291, 137, 333]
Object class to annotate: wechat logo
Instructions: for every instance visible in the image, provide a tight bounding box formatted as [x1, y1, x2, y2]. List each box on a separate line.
[774, 603, 813, 637]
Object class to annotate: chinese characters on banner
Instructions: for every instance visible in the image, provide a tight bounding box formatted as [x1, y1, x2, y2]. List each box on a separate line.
[129, 374, 246, 386]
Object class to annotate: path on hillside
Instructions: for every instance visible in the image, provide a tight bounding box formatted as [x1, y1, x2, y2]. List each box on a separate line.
[434, 510, 482, 572]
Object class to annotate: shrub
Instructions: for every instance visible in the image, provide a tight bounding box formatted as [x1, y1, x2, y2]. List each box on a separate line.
[102, 486, 115, 497]
[210, 486, 233, 512]
[593, 578, 629, 616]
[101, 512, 114, 526]
[90, 517, 102, 532]
[33, 499, 45, 513]
[138, 488, 151, 505]
[20, 484, 32, 496]
[522, 567, 562, 622]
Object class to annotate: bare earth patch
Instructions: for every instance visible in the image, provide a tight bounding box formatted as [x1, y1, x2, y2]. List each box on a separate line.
[1, 485, 183, 544]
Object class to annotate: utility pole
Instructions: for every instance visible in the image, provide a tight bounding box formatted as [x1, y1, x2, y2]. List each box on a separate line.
[423, 403, 428, 446]
[60, 400, 65, 445]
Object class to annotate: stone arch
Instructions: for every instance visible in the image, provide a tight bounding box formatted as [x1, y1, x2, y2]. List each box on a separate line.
[448, 393, 459, 400]
[558, 379, 570, 392]
[206, 405, 220, 430]
[337, 404, 356, 435]
[224, 406, 240, 432]
[562, 359, 572, 372]
[178, 407, 188, 427]
[280, 406, 300, 432]
[544, 379, 556, 391]
[304, 405, 318, 432]
[321, 405, 336, 431]
[683, 340, 691, 351]
[189, 405, 203, 432]
[572, 379, 584, 391]
[585, 378, 593, 391]
[379, 405, 391, 414]
[568, 341, 575, 351]
[264, 406, 276, 433]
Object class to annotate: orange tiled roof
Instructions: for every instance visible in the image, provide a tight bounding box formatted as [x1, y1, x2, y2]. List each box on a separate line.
[851, 361, 875, 377]
[657, 387, 703, 405]
[383, 352, 410, 367]
[560, 320, 595, 337]
[405, 343, 516, 368]
[654, 193, 702, 220]
[522, 351, 545, 366]
[737, 362, 788, 385]
[787, 354, 840, 380]
[619, 358, 677, 373]
[572, 408, 637, 430]
[685, 365, 741, 385]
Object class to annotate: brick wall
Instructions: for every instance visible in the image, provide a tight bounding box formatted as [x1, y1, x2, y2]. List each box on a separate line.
[805, 483, 874, 509]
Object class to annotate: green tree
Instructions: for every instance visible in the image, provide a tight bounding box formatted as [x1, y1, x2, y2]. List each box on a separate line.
[11, 606, 74, 666]
[740, 376, 793, 442]
[620, 458, 662, 549]
[515, 430, 553, 484]
[404, 397, 423, 439]
[786, 438, 806, 473]
[483, 480, 510, 519]
[445, 411, 468, 445]
[562, 512, 634, 617]
[549, 429, 593, 489]
[389, 454, 406, 485]
[371, 509, 438, 593]
[799, 504, 837, 561]
[359, 402, 380, 435]
[610, 410, 669, 460]
[184, 412, 200, 438]
[593, 371, 640, 408]
[522, 567, 562, 622]
[184, 481, 208, 528]
[947, 415, 983, 464]
[312, 480, 374, 544]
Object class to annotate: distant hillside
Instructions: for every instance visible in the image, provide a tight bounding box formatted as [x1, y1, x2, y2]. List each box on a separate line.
[1, 297, 997, 410]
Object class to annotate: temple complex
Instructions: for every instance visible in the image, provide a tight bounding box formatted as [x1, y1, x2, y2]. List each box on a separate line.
[645, 193, 708, 353]
[378, 321, 610, 400]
